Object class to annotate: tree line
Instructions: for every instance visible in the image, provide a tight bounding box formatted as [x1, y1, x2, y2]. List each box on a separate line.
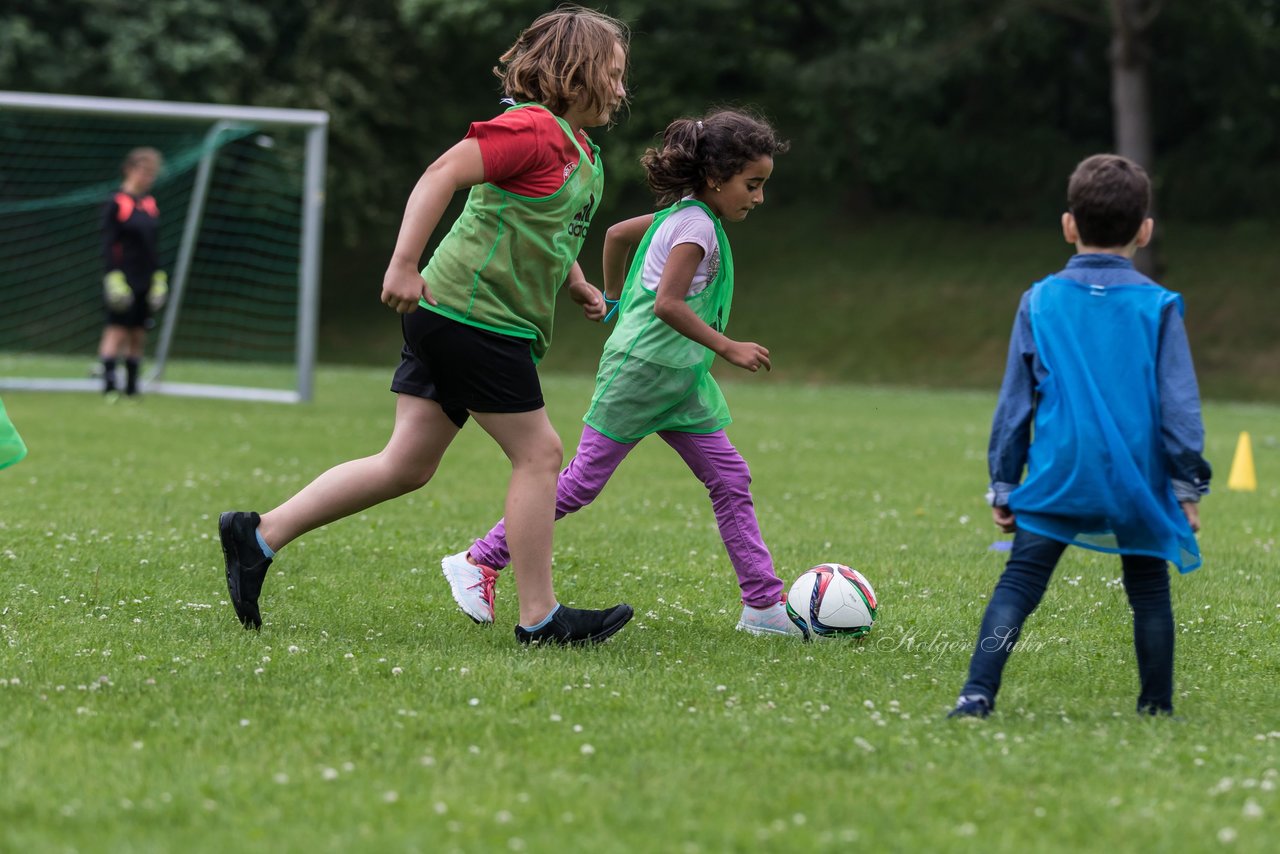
[3, 0, 1278, 247]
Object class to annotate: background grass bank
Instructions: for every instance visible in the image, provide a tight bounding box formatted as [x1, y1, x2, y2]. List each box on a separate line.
[321, 213, 1280, 401]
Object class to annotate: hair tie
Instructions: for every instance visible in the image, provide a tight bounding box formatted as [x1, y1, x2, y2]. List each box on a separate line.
[695, 120, 703, 132]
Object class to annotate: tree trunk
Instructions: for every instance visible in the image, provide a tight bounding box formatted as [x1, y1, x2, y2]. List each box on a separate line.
[1109, 0, 1162, 275]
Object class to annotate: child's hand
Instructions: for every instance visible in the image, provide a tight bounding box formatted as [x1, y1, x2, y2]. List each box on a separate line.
[381, 258, 436, 313]
[1180, 500, 1201, 533]
[720, 340, 771, 372]
[568, 279, 606, 321]
[992, 505, 1017, 533]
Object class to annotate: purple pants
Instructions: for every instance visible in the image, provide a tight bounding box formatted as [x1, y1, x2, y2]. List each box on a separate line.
[470, 424, 784, 607]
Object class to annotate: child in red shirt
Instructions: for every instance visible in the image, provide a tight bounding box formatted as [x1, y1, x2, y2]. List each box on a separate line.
[219, 7, 634, 645]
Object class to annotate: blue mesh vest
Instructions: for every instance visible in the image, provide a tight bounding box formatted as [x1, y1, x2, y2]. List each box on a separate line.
[1009, 275, 1201, 572]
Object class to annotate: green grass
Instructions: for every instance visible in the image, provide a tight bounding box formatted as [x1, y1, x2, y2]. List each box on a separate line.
[0, 353, 300, 390]
[2, 370, 1278, 852]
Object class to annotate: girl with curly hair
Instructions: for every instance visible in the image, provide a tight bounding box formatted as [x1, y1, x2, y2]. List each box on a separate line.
[443, 109, 800, 637]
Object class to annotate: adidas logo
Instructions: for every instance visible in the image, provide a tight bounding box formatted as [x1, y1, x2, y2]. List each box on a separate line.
[567, 194, 595, 237]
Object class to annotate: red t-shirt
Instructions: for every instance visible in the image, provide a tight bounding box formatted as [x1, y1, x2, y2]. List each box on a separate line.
[466, 107, 596, 197]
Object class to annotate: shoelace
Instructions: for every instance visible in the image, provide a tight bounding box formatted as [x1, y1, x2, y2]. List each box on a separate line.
[467, 569, 497, 605]
[744, 607, 792, 632]
[749, 605, 786, 623]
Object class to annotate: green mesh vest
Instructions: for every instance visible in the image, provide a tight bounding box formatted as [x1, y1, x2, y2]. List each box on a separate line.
[420, 104, 603, 362]
[584, 200, 735, 443]
[0, 396, 26, 470]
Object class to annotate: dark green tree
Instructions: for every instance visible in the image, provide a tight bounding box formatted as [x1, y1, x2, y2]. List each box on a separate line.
[3, 0, 1277, 256]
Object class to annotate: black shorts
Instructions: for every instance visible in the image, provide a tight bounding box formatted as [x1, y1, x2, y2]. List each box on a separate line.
[390, 309, 544, 429]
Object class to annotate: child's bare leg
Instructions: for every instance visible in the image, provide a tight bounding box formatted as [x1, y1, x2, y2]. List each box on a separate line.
[127, 328, 145, 359]
[470, 408, 563, 626]
[98, 325, 127, 359]
[98, 326, 127, 393]
[258, 394, 460, 550]
[220, 394, 460, 630]
[470, 424, 637, 570]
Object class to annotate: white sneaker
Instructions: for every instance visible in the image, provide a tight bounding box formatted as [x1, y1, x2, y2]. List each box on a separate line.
[441, 551, 498, 624]
[735, 601, 804, 637]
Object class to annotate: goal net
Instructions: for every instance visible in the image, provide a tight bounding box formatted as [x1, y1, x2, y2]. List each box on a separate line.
[0, 91, 327, 403]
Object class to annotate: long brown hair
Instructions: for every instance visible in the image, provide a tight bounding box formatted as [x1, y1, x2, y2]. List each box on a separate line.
[494, 5, 630, 117]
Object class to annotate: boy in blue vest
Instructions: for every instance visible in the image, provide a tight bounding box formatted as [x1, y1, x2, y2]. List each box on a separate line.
[949, 154, 1211, 719]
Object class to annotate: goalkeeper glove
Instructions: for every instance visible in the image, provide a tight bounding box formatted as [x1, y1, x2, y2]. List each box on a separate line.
[104, 271, 133, 312]
[147, 271, 169, 311]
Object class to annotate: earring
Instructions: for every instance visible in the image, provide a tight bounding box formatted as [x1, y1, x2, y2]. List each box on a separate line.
[714, 186, 721, 192]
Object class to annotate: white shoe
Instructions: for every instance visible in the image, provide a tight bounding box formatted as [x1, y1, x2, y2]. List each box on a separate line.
[441, 551, 498, 624]
[735, 601, 804, 637]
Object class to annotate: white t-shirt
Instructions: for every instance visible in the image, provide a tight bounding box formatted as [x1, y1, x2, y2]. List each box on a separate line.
[640, 200, 720, 297]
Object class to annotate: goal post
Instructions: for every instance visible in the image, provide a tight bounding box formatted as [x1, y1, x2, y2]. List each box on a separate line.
[0, 91, 328, 403]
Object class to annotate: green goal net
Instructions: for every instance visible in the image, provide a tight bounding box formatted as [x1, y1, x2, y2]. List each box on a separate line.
[0, 91, 327, 402]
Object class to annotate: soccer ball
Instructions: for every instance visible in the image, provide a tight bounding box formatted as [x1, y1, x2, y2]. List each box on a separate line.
[785, 563, 879, 639]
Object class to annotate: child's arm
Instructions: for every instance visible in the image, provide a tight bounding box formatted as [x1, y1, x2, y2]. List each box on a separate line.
[381, 139, 486, 314]
[987, 293, 1036, 527]
[1157, 302, 1211, 523]
[564, 262, 606, 321]
[602, 215, 653, 301]
[100, 197, 132, 310]
[101, 197, 120, 272]
[653, 244, 770, 372]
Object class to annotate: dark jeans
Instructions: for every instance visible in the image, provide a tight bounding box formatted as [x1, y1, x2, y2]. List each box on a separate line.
[960, 529, 1174, 713]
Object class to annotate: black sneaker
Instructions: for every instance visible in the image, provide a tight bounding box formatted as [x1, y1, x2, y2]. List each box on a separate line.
[515, 603, 634, 646]
[947, 694, 993, 719]
[1137, 702, 1175, 717]
[219, 511, 272, 630]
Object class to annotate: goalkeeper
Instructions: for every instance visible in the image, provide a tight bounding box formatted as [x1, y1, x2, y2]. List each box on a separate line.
[97, 147, 168, 397]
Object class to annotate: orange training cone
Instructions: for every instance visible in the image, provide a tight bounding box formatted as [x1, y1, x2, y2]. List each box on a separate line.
[1227, 431, 1257, 492]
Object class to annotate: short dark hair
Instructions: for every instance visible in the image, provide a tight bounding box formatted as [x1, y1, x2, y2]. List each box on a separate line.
[1067, 154, 1151, 248]
[641, 109, 789, 207]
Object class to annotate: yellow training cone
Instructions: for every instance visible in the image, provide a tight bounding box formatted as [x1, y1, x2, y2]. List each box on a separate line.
[1227, 431, 1257, 492]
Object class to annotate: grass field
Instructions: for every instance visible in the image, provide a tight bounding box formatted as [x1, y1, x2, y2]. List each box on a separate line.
[1, 370, 1278, 852]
